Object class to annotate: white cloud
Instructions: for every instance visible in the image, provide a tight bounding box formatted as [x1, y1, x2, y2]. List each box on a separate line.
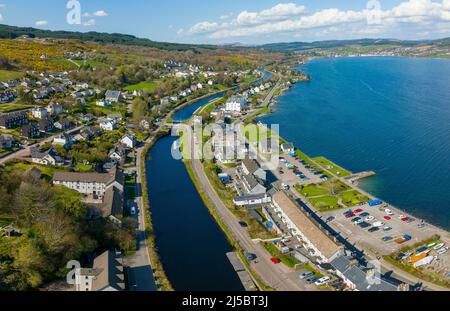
[236, 3, 306, 25]
[35, 20, 48, 26]
[184, 0, 450, 42]
[83, 19, 96, 27]
[189, 21, 220, 34]
[93, 10, 108, 17]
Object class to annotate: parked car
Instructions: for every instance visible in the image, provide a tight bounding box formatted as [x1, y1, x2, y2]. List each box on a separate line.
[384, 216, 392, 221]
[306, 277, 319, 284]
[239, 221, 248, 228]
[360, 212, 370, 217]
[326, 216, 336, 223]
[300, 271, 314, 279]
[315, 276, 331, 286]
[354, 209, 364, 214]
[345, 213, 356, 219]
[271, 258, 281, 264]
[369, 227, 380, 233]
[382, 236, 393, 242]
[365, 216, 375, 222]
[359, 222, 370, 228]
[383, 227, 393, 232]
[373, 221, 385, 227]
[245, 253, 257, 261]
[351, 217, 362, 224]
[130, 206, 136, 215]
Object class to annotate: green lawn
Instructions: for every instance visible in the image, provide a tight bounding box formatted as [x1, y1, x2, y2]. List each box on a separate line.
[0, 102, 33, 113]
[123, 81, 159, 92]
[340, 190, 370, 207]
[75, 163, 93, 172]
[309, 196, 340, 212]
[0, 214, 13, 227]
[0, 69, 25, 81]
[263, 242, 301, 268]
[313, 157, 352, 177]
[73, 59, 108, 68]
[295, 184, 329, 197]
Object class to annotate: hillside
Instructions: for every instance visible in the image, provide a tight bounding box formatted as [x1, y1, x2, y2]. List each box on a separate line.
[0, 24, 214, 51]
[258, 38, 450, 52]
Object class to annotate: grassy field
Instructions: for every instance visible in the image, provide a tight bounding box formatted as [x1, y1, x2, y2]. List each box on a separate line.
[296, 180, 368, 212]
[0, 69, 25, 81]
[0, 214, 13, 227]
[75, 163, 93, 172]
[309, 196, 340, 212]
[0, 102, 33, 113]
[123, 81, 159, 92]
[313, 156, 352, 177]
[72, 59, 108, 68]
[295, 184, 329, 197]
[262, 242, 302, 268]
[340, 190, 370, 207]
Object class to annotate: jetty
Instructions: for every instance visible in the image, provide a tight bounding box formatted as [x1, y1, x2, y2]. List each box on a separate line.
[345, 171, 376, 183]
[226, 252, 258, 291]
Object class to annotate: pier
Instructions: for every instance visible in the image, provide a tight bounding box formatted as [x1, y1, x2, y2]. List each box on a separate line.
[346, 171, 376, 183]
[226, 252, 258, 291]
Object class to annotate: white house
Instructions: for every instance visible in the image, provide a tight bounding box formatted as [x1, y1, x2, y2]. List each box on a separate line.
[31, 107, 48, 119]
[281, 143, 295, 154]
[225, 95, 248, 113]
[121, 134, 137, 149]
[100, 120, 116, 131]
[96, 100, 112, 107]
[52, 166, 124, 196]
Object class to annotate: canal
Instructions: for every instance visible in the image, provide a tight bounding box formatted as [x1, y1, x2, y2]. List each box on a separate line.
[145, 69, 272, 290]
[145, 135, 244, 291]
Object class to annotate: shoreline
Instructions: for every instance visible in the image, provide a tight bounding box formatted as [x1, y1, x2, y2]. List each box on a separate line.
[256, 60, 450, 234]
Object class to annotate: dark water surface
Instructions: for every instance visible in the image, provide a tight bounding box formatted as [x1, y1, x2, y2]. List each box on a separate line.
[260, 57, 450, 230]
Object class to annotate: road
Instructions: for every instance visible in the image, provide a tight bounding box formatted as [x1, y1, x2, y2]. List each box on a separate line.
[123, 112, 175, 291]
[123, 144, 158, 291]
[184, 81, 314, 291]
[190, 158, 309, 291]
[0, 125, 84, 165]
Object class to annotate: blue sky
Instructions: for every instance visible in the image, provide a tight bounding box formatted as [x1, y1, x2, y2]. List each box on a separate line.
[0, 0, 449, 44]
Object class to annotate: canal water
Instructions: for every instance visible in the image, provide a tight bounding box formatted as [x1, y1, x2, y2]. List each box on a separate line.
[146, 135, 244, 291]
[146, 69, 273, 290]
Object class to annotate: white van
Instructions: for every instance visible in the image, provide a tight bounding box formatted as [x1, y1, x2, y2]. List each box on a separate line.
[315, 276, 331, 286]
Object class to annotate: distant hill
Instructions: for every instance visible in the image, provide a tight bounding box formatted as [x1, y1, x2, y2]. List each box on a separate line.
[258, 38, 450, 51]
[0, 24, 215, 51]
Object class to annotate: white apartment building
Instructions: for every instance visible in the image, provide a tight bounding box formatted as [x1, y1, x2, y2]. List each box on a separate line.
[225, 95, 248, 113]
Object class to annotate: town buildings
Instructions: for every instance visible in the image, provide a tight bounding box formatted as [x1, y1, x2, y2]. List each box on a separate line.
[225, 95, 248, 113]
